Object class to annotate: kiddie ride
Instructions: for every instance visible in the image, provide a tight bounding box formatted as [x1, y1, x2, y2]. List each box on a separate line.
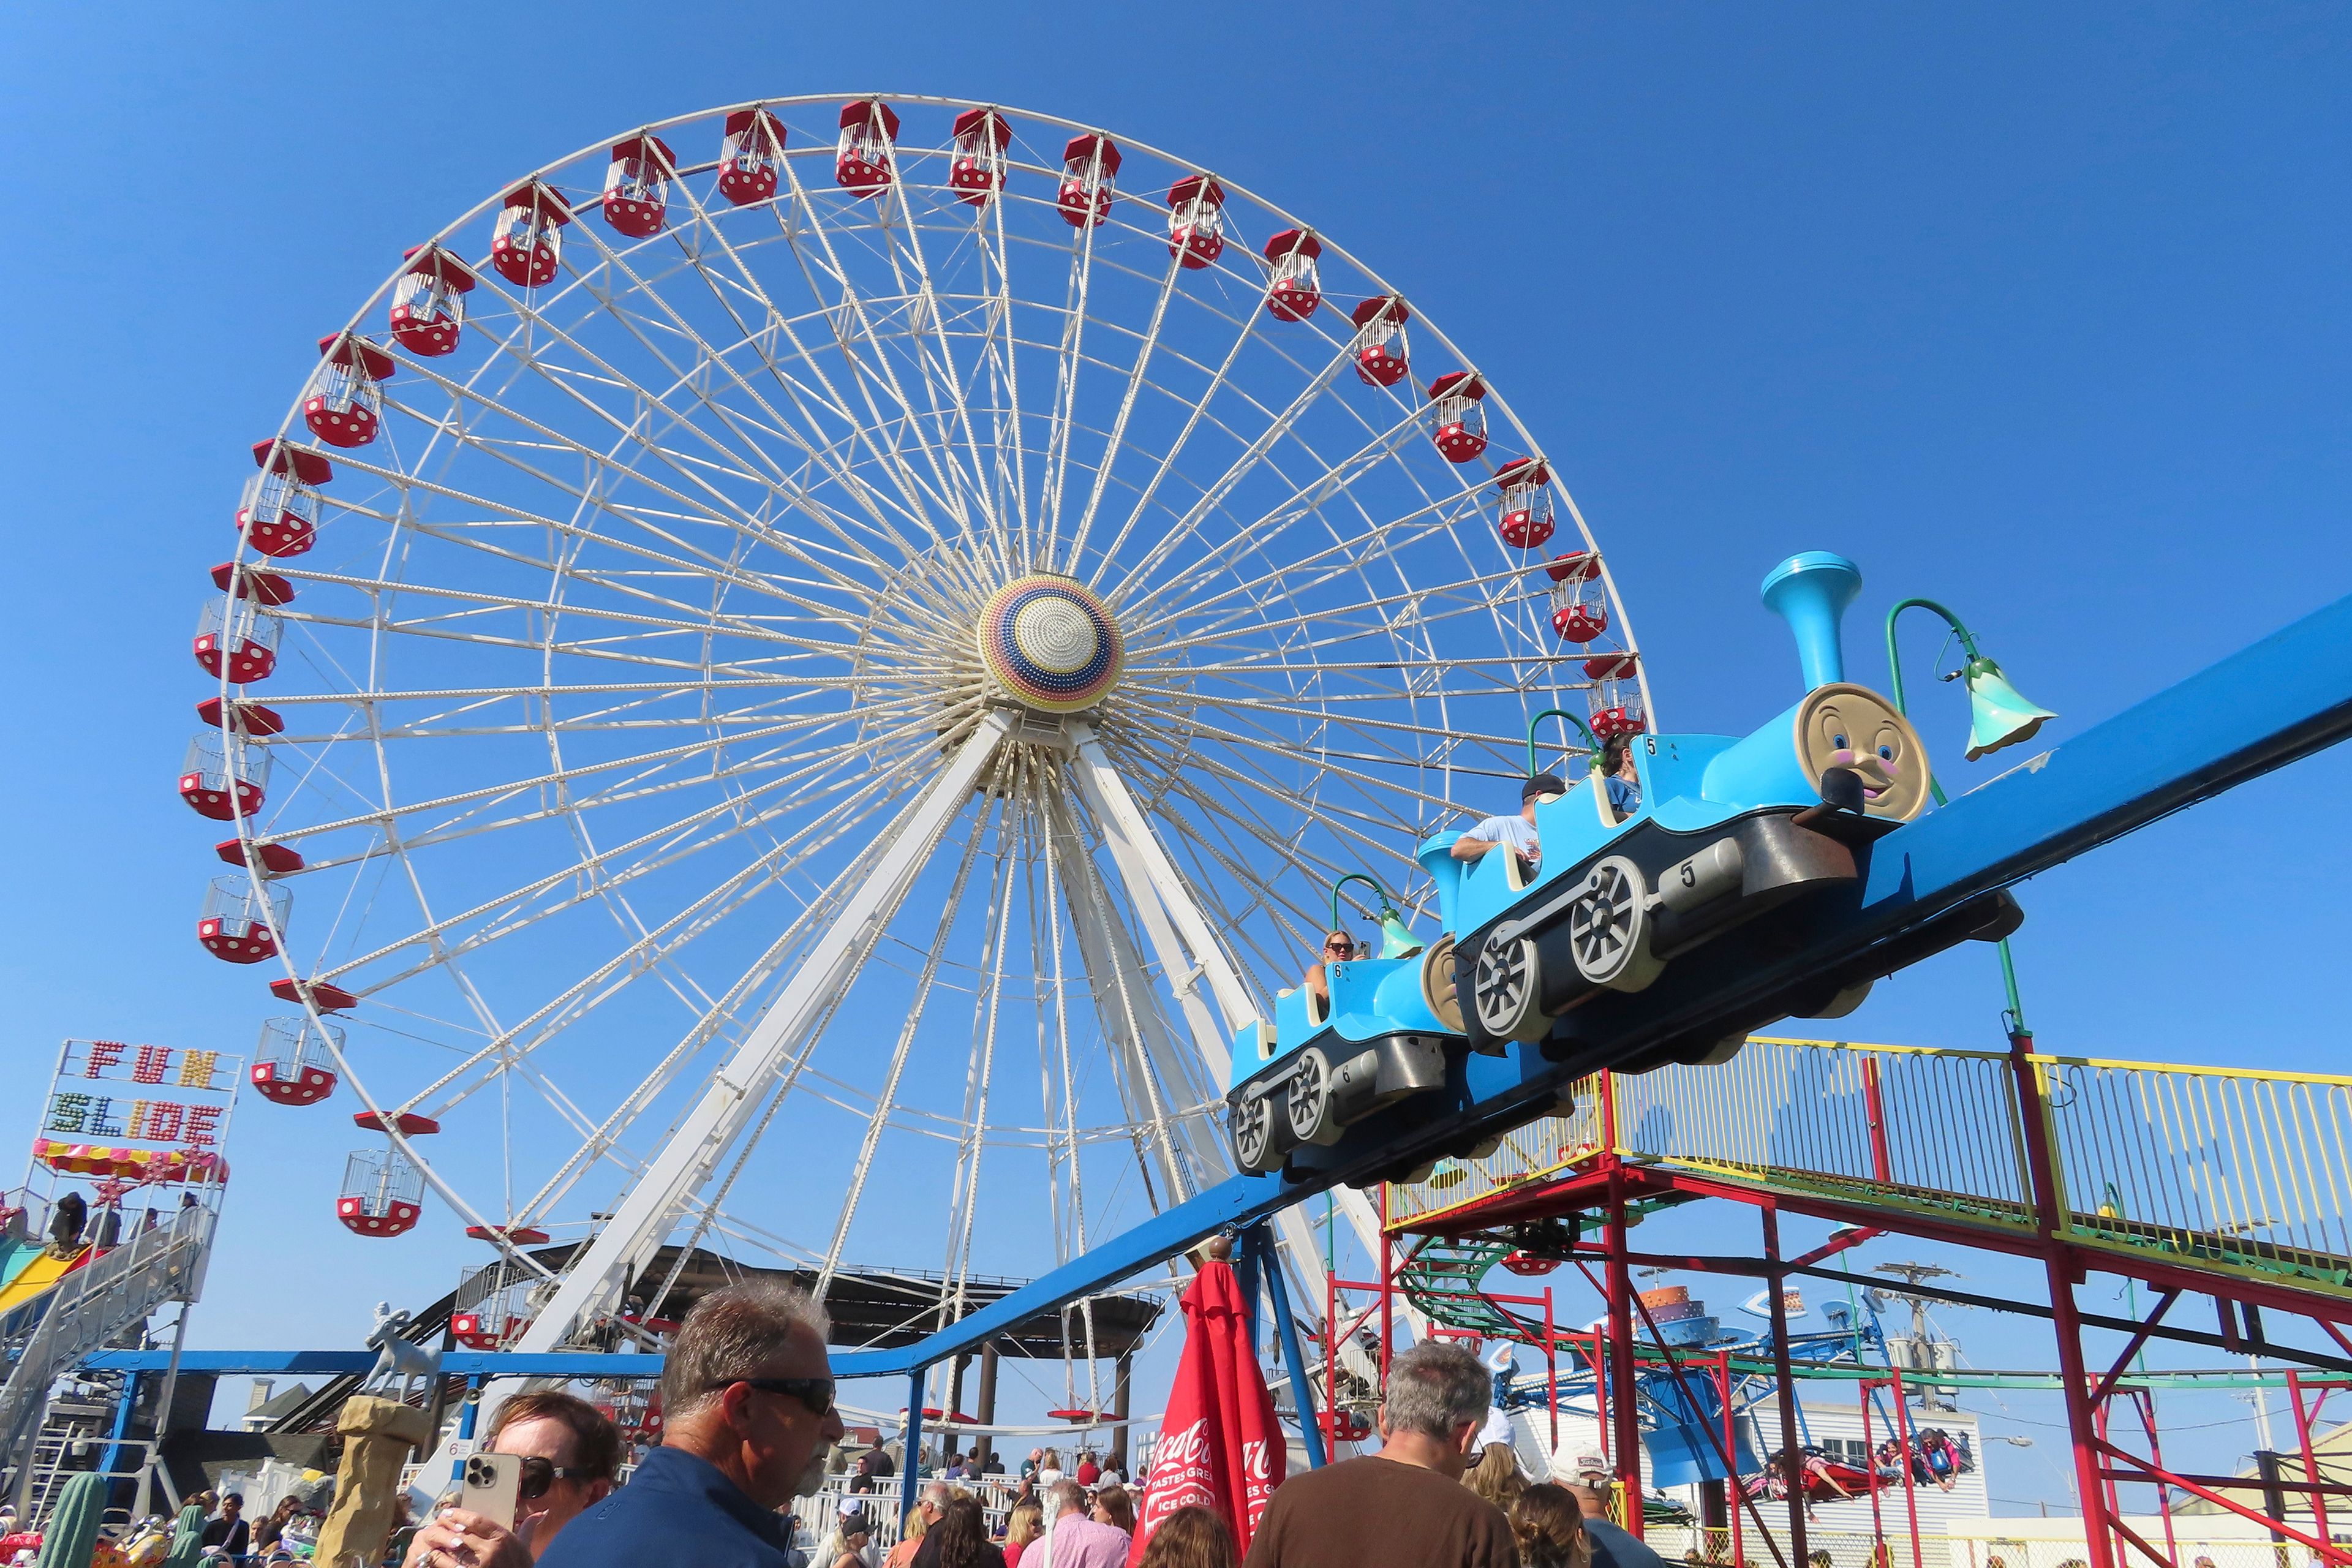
[1227, 551, 2048, 1177]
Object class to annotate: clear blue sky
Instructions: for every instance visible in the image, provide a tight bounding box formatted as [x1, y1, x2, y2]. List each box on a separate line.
[2, 2, 2345, 1505]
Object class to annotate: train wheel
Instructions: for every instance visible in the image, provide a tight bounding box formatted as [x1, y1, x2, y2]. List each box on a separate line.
[1567, 856, 1665, 992]
[1231, 1093, 1275, 1174]
[1286, 1047, 1343, 1147]
[1472, 936, 1551, 1043]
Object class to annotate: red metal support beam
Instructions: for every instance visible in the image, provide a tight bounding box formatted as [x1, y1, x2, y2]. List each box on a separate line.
[2106, 1471, 2352, 1498]
[1324, 1265, 1341, 1457]
[1413, 1154, 2352, 1333]
[1860, 1386, 1887, 1547]
[2007, 1029, 2117, 1568]
[1621, 1270, 1790, 1568]
[1605, 1169, 1644, 1537]
[1545, 1285, 1560, 1454]
[2089, 1289, 2180, 1407]
[2130, 1387, 2182, 1568]
[1861, 1055, 1895, 1184]
[1379, 1183, 1394, 1389]
[1882, 1370, 1926, 1568]
[2094, 1437, 2352, 1564]
[1763, 1208, 1809, 1568]
[2289, 1370, 2333, 1545]
[2106, 1512, 2173, 1568]
[1790, 1226, 1883, 1272]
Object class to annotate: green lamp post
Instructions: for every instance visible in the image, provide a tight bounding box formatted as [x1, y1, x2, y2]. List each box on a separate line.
[1330, 872, 1423, 960]
[1885, 598, 2057, 766]
[1885, 597, 2058, 1034]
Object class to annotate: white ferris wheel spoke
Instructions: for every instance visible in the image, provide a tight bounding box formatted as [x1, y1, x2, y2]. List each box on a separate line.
[311, 728, 929, 998]
[757, 160, 998, 580]
[813, 794, 999, 1298]
[1098, 341, 1356, 609]
[1046, 790, 1208, 1208]
[507, 710, 1012, 1354]
[383, 334, 910, 591]
[1084, 293, 1266, 582]
[1060, 247, 1183, 572]
[545, 215, 962, 570]
[1038, 195, 1110, 568]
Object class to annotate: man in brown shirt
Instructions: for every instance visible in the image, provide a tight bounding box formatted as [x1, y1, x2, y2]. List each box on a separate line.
[1243, 1341, 1516, 1568]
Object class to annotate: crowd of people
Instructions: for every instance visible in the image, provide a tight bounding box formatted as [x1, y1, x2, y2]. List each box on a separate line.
[71, 1286, 1763, 1568]
[371, 1289, 1685, 1568]
[1243, 1341, 1669, 1568]
[389, 1281, 1241, 1568]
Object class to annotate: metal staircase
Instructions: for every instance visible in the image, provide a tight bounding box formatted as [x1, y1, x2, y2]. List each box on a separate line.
[0, 1208, 214, 1509]
[12, 1388, 119, 1523]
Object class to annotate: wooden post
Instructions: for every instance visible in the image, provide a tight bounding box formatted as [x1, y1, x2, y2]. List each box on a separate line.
[1109, 1352, 1133, 1475]
[974, 1342, 999, 1474]
[944, 1354, 968, 1464]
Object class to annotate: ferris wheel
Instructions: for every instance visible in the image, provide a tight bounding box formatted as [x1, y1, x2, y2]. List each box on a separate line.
[183, 94, 1651, 1369]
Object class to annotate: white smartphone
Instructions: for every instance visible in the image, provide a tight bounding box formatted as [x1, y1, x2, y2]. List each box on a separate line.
[459, 1451, 521, 1527]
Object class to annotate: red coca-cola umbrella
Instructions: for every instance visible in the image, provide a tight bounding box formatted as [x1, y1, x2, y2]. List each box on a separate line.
[1129, 1253, 1286, 1564]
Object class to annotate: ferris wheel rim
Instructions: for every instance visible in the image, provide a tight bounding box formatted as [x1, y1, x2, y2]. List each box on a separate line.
[203, 91, 1654, 1293]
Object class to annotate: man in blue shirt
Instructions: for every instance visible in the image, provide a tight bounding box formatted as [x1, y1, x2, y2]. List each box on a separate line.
[539, 1281, 847, 1568]
[1452, 774, 1569, 873]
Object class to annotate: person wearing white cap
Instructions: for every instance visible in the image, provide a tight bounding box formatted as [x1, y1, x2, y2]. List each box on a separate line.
[1547, 1455, 1668, 1568]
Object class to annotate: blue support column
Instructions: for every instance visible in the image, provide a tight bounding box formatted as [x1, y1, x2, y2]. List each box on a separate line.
[1254, 1225, 1327, 1471]
[900, 1369, 925, 1528]
[453, 1376, 482, 1487]
[99, 1371, 139, 1507]
[1233, 1231, 1262, 1351]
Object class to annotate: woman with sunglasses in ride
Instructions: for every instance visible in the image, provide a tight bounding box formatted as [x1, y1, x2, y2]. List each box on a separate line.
[404, 1389, 624, 1567]
[1304, 929, 1358, 1014]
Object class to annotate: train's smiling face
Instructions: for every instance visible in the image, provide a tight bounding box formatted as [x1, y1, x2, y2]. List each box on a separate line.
[1794, 684, 1931, 821]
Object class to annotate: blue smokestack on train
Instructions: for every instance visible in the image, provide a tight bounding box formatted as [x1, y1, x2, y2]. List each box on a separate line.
[1758, 551, 1863, 691]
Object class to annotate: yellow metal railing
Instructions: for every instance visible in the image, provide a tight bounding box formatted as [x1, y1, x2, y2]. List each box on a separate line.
[2037, 1055, 2352, 1279]
[1611, 1037, 2031, 1223]
[1385, 1085, 1607, 1229]
[1387, 1036, 2352, 1298]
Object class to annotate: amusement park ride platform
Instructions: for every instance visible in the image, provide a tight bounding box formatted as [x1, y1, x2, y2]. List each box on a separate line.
[81, 582, 2352, 1568]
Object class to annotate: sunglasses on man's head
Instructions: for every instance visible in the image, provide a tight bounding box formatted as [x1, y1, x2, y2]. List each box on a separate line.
[515, 1455, 595, 1500]
[733, 1375, 837, 1419]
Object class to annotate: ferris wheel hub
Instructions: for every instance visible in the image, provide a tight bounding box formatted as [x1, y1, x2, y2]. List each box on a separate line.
[975, 574, 1126, 714]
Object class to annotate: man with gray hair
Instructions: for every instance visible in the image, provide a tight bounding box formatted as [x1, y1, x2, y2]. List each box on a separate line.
[1242, 1341, 1514, 1568]
[541, 1281, 846, 1568]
